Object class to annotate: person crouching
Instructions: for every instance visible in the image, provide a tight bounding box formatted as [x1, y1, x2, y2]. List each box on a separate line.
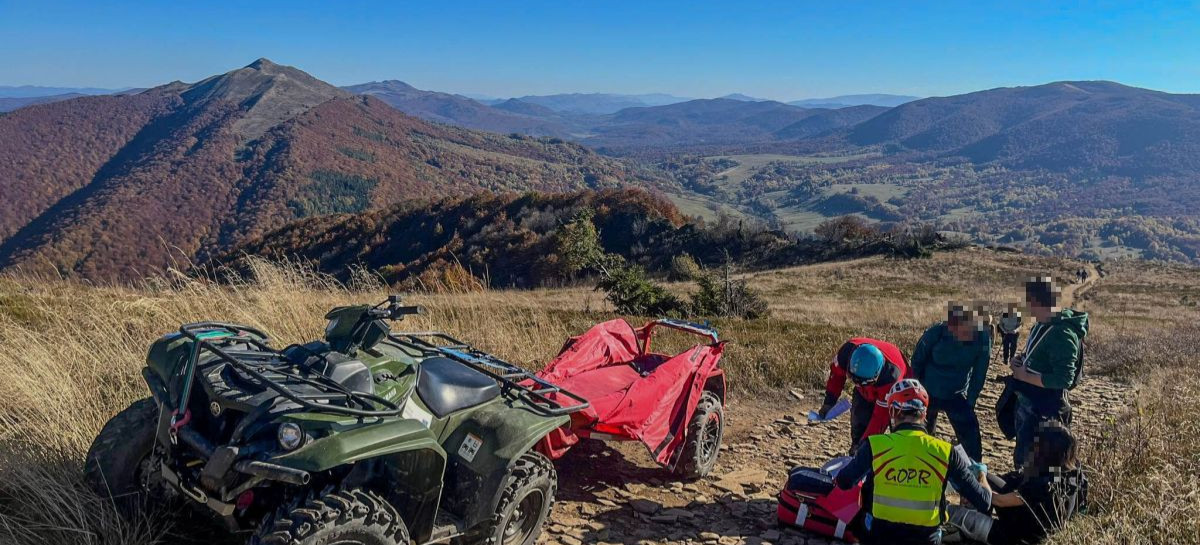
[817, 338, 910, 454]
[834, 379, 992, 545]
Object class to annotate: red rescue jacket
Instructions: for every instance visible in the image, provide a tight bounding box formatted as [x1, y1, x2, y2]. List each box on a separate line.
[823, 337, 910, 441]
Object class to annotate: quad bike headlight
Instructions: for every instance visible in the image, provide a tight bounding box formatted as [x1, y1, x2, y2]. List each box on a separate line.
[277, 423, 305, 451]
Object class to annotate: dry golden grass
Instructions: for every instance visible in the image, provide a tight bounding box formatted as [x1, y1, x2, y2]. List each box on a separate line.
[0, 252, 1196, 544]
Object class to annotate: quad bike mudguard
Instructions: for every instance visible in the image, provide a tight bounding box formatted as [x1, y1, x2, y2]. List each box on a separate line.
[437, 396, 570, 530]
[271, 417, 445, 472]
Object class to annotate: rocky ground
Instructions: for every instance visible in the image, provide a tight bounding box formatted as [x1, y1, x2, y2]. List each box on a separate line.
[542, 271, 1109, 545]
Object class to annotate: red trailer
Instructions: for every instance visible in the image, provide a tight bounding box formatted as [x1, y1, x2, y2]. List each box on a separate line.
[535, 318, 727, 478]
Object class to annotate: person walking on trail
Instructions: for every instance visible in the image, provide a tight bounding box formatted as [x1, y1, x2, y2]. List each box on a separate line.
[818, 338, 910, 454]
[834, 379, 992, 545]
[998, 304, 1023, 364]
[1008, 276, 1088, 470]
[947, 421, 1087, 544]
[910, 305, 991, 463]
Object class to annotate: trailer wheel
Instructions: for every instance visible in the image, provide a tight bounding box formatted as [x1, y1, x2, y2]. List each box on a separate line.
[84, 397, 164, 517]
[253, 487, 409, 545]
[472, 451, 556, 545]
[673, 390, 724, 480]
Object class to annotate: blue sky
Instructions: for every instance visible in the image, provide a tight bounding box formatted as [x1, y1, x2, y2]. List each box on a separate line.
[1, 1, 1198, 99]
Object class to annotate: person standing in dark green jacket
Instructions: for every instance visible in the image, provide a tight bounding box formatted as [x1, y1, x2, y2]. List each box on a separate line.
[1009, 276, 1088, 469]
[911, 304, 992, 462]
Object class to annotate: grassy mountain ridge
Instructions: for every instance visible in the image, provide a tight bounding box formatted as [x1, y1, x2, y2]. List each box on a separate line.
[0, 60, 660, 281]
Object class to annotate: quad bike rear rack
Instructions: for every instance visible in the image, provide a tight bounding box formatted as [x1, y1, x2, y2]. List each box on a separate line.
[389, 331, 590, 417]
[175, 322, 405, 419]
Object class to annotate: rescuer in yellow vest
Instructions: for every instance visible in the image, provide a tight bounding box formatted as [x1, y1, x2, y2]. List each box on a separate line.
[834, 379, 993, 544]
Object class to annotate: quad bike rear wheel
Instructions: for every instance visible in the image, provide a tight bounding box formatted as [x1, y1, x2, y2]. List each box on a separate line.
[469, 450, 556, 545]
[253, 487, 409, 545]
[84, 397, 165, 517]
[672, 390, 724, 480]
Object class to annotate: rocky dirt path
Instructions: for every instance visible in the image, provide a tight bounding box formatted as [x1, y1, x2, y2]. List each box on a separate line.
[542, 270, 1110, 545]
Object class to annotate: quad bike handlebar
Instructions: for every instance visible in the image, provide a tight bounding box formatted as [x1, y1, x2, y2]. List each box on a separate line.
[367, 299, 423, 320]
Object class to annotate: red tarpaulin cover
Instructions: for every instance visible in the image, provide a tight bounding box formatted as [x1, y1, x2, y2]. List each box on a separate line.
[535, 319, 725, 466]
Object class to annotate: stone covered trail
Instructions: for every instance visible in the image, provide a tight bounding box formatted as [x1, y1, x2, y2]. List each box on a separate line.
[541, 271, 1113, 545]
[544, 370, 1121, 545]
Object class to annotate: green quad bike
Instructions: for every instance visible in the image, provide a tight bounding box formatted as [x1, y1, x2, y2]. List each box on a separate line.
[86, 296, 590, 545]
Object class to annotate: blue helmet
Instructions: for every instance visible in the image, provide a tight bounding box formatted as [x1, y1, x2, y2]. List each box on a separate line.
[849, 344, 885, 383]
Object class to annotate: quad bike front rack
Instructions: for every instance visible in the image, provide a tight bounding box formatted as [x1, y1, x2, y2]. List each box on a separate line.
[174, 322, 406, 419]
[390, 331, 590, 417]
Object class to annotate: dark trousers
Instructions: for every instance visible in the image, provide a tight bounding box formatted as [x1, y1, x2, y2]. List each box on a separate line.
[926, 396, 983, 463]
[1013, 391, 1071, 469]
[849, 388, 874, 454]
[1001, 332, 1019, 363]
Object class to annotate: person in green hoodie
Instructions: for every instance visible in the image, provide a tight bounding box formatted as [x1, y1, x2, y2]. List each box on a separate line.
[1009, 276, 1088, 470]
[910, 304, 992, 463]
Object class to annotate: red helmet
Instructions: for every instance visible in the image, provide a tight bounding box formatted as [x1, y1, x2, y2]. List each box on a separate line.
[886, 379, 930, 414]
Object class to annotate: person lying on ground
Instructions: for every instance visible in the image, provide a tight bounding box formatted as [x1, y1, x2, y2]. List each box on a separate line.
[948, 421, 1087, 544]
[911, 304, 992, 463]
[1008, 277, 1088, 470]
[818, 338, 910, 453]
[835, 379, 991, 545]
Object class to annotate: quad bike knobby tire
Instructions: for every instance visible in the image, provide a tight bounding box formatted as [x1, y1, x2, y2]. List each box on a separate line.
[672, 390, 724, 479]
[253, 487, 409, 545]
[469, 451, 556, 545]
[84, 397, 164, 517]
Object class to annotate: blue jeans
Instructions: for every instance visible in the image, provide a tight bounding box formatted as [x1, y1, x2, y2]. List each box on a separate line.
[926, 396, 983, 463]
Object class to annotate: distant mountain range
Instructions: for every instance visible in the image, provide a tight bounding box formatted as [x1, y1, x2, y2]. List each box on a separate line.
[583, 99, 887, 151]
[495, 92, 692, 114]
[0, 85, 126, 98]
[342, 80, 574, 137]
[0, 86, 134, 112]
[5, 59, 1200, 279]
[0, 59, 654, 281]
[844, 81, 1200, 175]
[335, 83, 889, 150]
[789, 94, 920, 108]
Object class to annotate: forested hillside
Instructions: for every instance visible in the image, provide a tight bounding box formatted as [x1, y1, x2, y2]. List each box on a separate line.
[224, 188, 939, 289]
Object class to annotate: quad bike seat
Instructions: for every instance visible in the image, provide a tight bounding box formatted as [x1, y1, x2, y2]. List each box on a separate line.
[416, 357, 501, 417]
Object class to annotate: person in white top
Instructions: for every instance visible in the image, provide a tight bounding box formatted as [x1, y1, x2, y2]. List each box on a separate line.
[997, 303, 1022, 364]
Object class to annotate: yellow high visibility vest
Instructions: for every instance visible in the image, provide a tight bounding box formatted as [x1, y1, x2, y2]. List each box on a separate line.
[868, 429, 952, 527]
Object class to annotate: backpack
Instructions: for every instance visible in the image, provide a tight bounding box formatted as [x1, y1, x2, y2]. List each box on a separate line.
[1070, 338, 1089, 388]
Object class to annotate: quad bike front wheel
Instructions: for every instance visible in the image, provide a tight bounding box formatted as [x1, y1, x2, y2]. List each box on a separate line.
[672, 390, 724, 480]
[471, 451, 556, 545]
[84, 397, 166, 517]
[253, 487, 410, 545]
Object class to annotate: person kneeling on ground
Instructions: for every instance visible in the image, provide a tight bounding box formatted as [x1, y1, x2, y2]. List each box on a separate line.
[835, 379, 991, 545]
[948, 421, 1087, 544]
[818, 338, 910, 453]
[911, 304, 991, 463]
[1009, 277, 1088, 470]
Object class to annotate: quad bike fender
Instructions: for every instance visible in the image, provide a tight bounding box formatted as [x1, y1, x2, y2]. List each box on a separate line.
[439, 400, 569, 530]
[272, 418, 445, 472]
